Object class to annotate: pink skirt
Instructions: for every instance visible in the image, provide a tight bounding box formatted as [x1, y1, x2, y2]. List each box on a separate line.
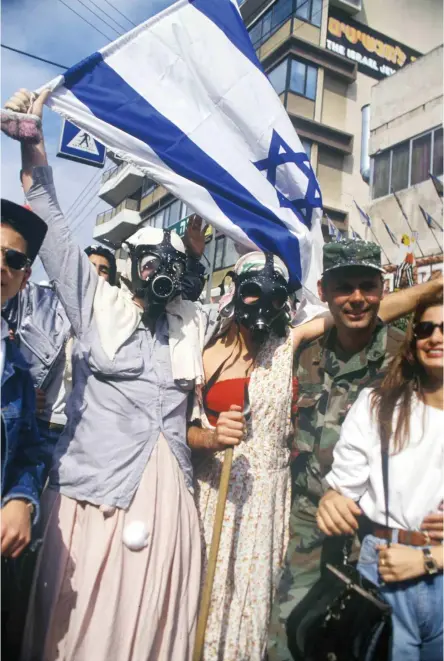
[21, 435, 201, 661]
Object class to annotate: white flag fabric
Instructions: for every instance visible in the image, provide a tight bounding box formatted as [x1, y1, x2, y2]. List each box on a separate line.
[43, 0, 323, 291]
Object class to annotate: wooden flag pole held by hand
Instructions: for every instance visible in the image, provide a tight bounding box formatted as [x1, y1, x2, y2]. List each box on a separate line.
[192, 446, 233, 661]
[192, 384, 250, 661]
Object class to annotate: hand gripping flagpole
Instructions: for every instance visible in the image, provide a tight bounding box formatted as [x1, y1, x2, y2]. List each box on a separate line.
[192, 384, 251, 661]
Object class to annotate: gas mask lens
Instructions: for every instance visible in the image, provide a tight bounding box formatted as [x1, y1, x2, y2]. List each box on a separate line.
[138, 253, 160, 281]
[271, 286, 288, 310]
[239, 281, 261, 306]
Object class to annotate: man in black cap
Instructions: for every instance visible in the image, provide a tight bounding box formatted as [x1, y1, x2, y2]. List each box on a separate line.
[1, 199, 51, 656]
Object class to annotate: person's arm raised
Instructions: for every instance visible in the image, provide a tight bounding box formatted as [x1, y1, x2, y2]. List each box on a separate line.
[378, 272, 443, 324]
[291, 312, 333, 352]
[3, 89, 97, 339]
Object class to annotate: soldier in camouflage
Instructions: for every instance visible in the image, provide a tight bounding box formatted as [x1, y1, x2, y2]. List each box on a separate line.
[267, 239, 404, 661]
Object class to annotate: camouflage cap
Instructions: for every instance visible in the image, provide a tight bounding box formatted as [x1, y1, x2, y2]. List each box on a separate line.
[322, 239, 384, 275]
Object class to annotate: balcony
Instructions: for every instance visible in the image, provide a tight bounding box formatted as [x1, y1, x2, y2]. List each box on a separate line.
[98, 162, 144, 207]
[93, 198, 141, 246]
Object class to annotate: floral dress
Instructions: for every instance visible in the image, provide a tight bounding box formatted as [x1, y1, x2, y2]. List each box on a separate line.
[194, 330, 294, 661]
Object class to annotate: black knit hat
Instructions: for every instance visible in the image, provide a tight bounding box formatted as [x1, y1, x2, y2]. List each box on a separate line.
[1, 199, 47, 264]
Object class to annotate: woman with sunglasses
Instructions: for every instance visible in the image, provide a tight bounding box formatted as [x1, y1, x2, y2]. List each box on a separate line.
[317, 302, 443, 661]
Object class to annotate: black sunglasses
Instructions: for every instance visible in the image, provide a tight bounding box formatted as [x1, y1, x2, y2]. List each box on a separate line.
[1, 247, 31, 271]
[413, 321, 444, 339]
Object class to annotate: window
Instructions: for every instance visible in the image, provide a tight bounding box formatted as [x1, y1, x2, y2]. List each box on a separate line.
[390, 141, 409, 193]
[213, 235, 239, 270]
[144, 199, 188, 229]
[268, 60, 287, 96]
[268, 57, 317, 101]
[301, 139, 312, 159]
[290, 58, 317, 99]
[372, 126, 443, 199]
[372, 151, 390, 199]
[411, 133, 431, 186]
[433, 127, 443, 176]
[248, 0, 321, 49]
[141, 177, 156, 198]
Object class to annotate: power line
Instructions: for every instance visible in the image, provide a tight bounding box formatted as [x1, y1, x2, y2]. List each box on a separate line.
[84, 0, 129, 33]
[58, 0, 115, 42]
[68, 183, 103, 229]
[73, 0, 123, 36]
[1, 44, 68, 69]
[71, 198, 104, 237]
[101, 0, 137, 28]
[65, 169, 104, 219]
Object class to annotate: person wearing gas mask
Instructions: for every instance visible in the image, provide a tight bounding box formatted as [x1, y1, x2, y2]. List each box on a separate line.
[1, 243, 120, 657]
[187, 247, 444, 661]
[4, 88, 204, 661]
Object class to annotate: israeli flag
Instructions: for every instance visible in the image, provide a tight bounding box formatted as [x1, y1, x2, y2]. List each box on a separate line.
[42, 0, 323, 290]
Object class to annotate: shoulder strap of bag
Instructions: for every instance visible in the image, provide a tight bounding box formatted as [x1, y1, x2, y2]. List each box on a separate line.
[381, 445, 390, 548]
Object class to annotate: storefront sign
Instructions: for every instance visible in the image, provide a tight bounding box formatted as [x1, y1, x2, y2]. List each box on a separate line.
[327, 9, 421, 80]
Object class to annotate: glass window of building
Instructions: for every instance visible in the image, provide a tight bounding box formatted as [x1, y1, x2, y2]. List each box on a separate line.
[214, 236, 224, 270]
[268, 60, 288, 96]
[248, 0, 321, 49]
[141, 177, 156, 198]
[411, 132, 432, 186]
[390, 141, 409, 193]
[290, 59, 317, 100]
[433, 127, 443, 176]
[223, 237, 239, 268]
[268, 57, 317, 100]
[301, 139, 312, 159]
[372, 126, 443, 198]
[372, 151, 391, 199]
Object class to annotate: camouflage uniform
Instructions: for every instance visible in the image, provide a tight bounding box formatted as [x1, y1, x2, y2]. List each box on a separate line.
[268, 240, 404, 661]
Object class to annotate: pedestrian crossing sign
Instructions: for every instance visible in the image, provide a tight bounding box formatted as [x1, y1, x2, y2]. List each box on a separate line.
[57, 119, 106, 168]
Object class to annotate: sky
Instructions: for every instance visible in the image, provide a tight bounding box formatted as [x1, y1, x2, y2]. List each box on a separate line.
[1, 0, 175, 281]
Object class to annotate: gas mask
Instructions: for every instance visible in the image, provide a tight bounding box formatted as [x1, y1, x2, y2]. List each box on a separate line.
[233, 253, 290, 340]
[128, 230, 187, 314]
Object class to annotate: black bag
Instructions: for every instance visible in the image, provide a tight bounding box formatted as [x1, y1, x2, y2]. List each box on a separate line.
[285, 449, 393, 661]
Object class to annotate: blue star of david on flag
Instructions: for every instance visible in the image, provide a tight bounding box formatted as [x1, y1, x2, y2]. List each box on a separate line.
[253, 130, 323, 230]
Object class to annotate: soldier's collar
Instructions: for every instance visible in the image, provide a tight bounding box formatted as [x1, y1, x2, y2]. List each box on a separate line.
[320, 318, 386, 363]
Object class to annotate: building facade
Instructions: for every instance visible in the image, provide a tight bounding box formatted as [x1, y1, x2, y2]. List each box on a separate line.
[92, 0, 443, 289]
[365, 44, 443, 291]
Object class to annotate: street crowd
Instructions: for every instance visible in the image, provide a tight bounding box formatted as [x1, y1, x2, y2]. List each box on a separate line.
[1, 88, 443, 661]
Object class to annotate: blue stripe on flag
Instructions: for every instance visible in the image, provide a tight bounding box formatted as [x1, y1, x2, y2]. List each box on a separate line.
[190, 0, 263, 72]
[64, 55, 304, 286]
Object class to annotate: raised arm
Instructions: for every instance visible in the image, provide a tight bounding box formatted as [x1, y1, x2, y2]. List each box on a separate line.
[378, 273, 443, 324]
[4, 89, 98, 339]
[291, 311, 333, 352]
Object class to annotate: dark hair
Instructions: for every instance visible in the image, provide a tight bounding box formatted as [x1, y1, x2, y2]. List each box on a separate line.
[84, 245, 117, 286]
[371, 302, 441, 454]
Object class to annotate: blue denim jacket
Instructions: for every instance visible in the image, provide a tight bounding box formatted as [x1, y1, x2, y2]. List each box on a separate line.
[4, 282, 71, 390]
[1, 336, 49, 523]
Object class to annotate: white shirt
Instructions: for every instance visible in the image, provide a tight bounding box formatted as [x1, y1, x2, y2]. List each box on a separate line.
[326, 388, 444, 531]
[1, 316, 9, 380]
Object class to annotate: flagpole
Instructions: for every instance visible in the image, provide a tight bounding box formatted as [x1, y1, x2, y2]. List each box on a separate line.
[428, 225, 443, 253]
[205, 228, 216, 304]
[392, 188, 425, 257]
[368, 225, 391, 264]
